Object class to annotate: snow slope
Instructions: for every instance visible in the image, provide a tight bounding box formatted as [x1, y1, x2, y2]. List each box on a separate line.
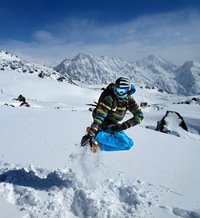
[0, 69, 200, 218]
[0, 50, 75, 84]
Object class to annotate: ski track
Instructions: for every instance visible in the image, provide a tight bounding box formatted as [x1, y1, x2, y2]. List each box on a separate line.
[1, 151, 199, 218]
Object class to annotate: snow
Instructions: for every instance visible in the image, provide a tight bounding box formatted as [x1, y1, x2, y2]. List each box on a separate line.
[0, 69, 200, 218]
[0, 51, 20, 62]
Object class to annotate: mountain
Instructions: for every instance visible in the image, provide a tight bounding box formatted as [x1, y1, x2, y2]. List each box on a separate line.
[1, 51, 200, 96]
[54, 53, 139, 85]
[54, 53, 200, 96]
[0, 51, 75, 85]
[135, 55, 178, 94]
[136, 54, 178, 73]
[174, 61, 200, 95]
[54, 53, 178, 90]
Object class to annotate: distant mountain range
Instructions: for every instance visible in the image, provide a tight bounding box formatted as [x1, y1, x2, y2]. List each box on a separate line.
[54, 53, 200, 96]
[0, 51, 200, 96]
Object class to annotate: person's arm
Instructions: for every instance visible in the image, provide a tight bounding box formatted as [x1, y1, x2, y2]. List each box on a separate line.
[88, 95, 113, 135]
[121, 96, 144, 129]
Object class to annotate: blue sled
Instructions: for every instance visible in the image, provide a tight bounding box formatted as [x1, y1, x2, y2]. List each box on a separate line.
[95, 130, 134, 151]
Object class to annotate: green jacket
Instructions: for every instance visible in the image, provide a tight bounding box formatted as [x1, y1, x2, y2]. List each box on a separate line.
[89, 85, 144, 135]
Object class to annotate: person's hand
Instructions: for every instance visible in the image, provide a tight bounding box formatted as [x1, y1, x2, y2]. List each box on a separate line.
[110, 124, 124, 132]
[81, 133, 93, 147]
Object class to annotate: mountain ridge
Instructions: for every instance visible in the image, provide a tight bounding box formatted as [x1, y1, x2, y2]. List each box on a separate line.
[1, 50, 200, 96]
[54, 53, 200, 96]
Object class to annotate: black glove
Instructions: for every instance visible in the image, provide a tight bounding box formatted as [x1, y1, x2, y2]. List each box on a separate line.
[81, 133, 93, 147]
[110, 124, 125, 132]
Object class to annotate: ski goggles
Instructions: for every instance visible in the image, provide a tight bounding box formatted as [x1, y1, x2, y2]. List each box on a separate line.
[115, 87, 129, 94]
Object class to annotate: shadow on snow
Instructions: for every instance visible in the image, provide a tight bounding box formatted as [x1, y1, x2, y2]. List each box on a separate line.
[0, 168, 73, 190]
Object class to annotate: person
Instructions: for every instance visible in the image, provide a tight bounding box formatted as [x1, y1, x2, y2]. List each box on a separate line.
[81, 77, 144, 152]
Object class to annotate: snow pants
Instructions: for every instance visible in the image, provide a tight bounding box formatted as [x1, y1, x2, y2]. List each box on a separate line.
[95, 130, 134, 151]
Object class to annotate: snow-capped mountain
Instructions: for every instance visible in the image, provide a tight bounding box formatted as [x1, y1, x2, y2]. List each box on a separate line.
[1, 50, 200, 96]
[174, 61, 200, 95]
[0, 51, 75, 84]
[54, 53, 200, 96]
[135, 55, 178, 94]
[54, 53, 138, 85]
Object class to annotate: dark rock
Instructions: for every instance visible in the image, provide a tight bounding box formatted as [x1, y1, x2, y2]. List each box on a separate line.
[155, 110, 188, 134]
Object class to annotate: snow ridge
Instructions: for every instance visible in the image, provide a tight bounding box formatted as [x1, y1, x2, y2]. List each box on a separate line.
[0, 51, 75, 85]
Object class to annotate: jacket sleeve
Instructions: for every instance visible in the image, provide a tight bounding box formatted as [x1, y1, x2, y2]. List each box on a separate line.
[122, 96, 144, 129]
[89, 95, 113, 135]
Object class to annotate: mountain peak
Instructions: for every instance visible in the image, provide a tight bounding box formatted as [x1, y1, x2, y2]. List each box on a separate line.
[174, 60, 200, 95]
[181, 60, 200, 69]
[147, 54, 161, 61]
[72, 53, 91, 61]
[136, 54, 177, 74]
[141, 54, 172, 66]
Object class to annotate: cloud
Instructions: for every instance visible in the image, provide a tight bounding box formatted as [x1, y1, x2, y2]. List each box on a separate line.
[33, 31, 55, 43]
[1, 9, 200, 66]
[53, 9, 200, 47]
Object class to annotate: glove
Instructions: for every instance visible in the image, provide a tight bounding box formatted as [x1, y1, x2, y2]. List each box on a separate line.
[110, 124, 125, 132]
[81, 133, 93, 147]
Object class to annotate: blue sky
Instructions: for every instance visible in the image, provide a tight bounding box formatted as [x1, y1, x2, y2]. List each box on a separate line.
[1, 0, 200, 66]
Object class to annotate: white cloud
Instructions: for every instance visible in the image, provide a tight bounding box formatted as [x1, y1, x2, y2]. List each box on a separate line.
[33, 31, 54, 42]
[1, 9, 200, 66]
